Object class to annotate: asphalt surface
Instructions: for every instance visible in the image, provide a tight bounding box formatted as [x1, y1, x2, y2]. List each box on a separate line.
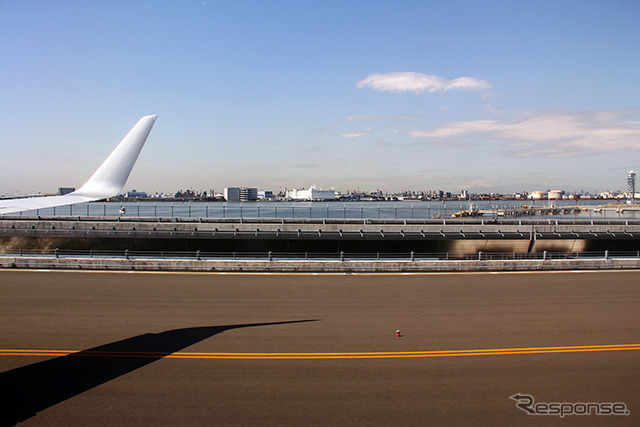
[0, 270, 639, 426]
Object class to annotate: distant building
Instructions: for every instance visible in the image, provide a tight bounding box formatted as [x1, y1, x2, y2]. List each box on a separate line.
[125, 190, 147, 198]
[628, 170, 636, 202]
[529, 191, 545, 200]
[258, 190, 274, 200]
[548, 190, 564, 200]
[241, 187, 258, 201]
[287, 187, 336, 201]
[224, 187, 240, 201]
[57, 187, 75, 196]
[224, 187, 258, 202]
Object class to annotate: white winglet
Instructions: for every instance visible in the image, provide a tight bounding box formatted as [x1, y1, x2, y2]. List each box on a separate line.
[0, 115, 157, 215]
[72, 115, 157, 198]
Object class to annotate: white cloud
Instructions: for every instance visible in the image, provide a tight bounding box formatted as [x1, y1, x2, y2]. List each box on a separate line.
[485, 103, 506, 115]
[323, 114, 417, 138]
[339, 128, 372, 138]
[343, 115, 378, 123]
[328, 114, 416, 129]
[411, 109, 640, 157]
[460, 177, 501, 189]
[356, 72, 491, 94]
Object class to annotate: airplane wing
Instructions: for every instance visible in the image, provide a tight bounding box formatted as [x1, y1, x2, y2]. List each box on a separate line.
[0, 115, 157, 215]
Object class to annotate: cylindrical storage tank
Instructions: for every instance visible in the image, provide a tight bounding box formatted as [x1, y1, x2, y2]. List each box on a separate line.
[548, 190, 564, 200]
[530, 191, 545, 200]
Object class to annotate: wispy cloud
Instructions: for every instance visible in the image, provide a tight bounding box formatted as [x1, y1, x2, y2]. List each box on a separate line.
[459, 177, 502, 189]
[321, 114, 417, 138]
[357, 72, 491, 94]
[339, 128, 372, 138]
[411, 109, 640, 157]
[484, 103, 506, 115]
[325, 114, 417, 130]
[341, 115, 383, 124]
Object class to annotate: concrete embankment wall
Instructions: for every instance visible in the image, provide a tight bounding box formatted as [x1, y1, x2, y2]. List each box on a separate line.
[2, 255, 639, 273]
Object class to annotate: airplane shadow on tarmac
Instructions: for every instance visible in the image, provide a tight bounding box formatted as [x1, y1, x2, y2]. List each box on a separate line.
[0, 319, 319, 426]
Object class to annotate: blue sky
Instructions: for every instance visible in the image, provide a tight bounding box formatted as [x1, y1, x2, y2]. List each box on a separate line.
[1, 0, 639, 195]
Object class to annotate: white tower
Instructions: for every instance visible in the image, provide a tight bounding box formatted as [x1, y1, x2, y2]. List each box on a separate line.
[627, 170, 636, 203]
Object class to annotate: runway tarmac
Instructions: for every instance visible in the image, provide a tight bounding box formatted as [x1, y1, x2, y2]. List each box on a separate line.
[1, 270, 638, 426]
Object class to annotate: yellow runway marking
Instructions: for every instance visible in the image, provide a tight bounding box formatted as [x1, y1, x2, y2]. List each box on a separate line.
[2, 344, 640, 360]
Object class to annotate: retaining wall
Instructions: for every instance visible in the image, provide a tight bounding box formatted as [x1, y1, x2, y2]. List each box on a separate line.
[2, 255, 639, 273]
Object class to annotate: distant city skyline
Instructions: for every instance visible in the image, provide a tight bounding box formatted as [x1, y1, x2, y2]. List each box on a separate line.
[133, 184, 631, 200]
[2, 1, 639, 195]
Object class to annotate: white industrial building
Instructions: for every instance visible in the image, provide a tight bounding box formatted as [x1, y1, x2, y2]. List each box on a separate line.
[287, 187, 336, 201]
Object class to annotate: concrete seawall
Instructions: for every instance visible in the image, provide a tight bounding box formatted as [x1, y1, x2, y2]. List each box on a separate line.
[2, 255, 639, 273]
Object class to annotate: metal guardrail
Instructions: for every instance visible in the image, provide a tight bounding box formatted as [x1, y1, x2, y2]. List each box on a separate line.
[4, 214, 640, 226]
[9, 200, 640, 221]
[4, 228, 635, 241]
[2, 217, 640, 244]
[2, 248, 639, 262]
